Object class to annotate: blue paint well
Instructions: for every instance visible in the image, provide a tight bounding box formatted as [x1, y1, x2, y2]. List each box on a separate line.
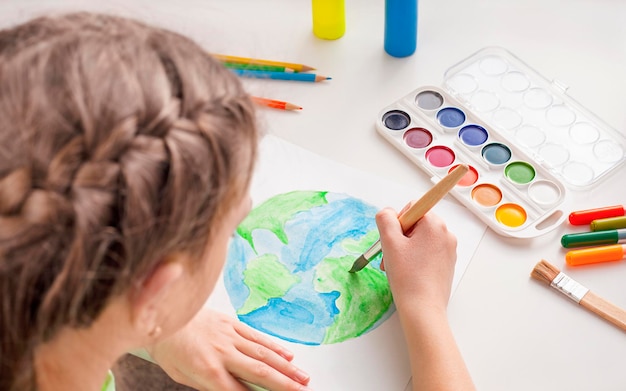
[437, 107, 466, 128]
[459, 125, 488, 146]
[482, 143, 512, 164]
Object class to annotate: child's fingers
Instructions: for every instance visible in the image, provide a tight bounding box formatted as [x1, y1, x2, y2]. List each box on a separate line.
[376, 207, 403, 240]
[234, 322, 294, 361]
[234, 323, 310, 387]
[234, 343, 311, 389]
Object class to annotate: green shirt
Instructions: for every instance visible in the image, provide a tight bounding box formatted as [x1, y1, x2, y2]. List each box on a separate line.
[101, 371, 115, 391]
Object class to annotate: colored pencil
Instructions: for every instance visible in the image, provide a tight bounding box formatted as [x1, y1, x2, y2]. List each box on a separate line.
[223, 62, 295, 73]
[531, 259, 626, 332]
[349, 164, 470, 273]
[212, 54, 315, 73]
[251, 96, 302, 111]
[231, 69, 330, 83]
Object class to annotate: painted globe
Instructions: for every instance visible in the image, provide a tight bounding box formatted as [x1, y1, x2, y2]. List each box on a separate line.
[224, 191, 394, 345]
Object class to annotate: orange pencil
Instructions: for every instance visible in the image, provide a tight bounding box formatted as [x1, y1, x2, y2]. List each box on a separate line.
[251, 96, 302, 111]
[212, 54, 315, 73]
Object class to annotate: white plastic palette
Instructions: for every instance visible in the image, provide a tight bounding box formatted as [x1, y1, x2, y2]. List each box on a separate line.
[376, 47, 626, 238]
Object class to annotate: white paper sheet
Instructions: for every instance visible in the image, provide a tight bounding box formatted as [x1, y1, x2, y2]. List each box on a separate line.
[206, 135, 486, 391]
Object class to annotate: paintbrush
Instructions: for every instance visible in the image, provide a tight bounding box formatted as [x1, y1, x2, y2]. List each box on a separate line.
[530, 259, 626, 332]
[348, 164, 469, 273]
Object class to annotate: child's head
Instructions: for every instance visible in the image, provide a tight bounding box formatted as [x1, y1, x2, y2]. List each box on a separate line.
[0, 12, 258, 390]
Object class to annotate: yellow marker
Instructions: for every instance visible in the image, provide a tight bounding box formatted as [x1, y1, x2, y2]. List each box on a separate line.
[312, 0, 345, 40]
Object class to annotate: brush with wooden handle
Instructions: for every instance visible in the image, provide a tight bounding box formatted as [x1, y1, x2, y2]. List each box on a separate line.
[349, 164, 469, 273]
[530, 259, 626, 332]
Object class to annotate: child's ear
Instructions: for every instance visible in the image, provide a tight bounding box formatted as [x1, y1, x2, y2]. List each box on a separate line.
[129, 259, 184, 336]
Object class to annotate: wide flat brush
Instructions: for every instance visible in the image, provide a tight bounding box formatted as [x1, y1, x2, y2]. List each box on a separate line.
[349, 164, 469, 273]
[531, 259, 626, 332]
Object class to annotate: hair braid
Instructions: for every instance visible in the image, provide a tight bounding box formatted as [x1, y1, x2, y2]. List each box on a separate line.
[0, 12, 259, 390]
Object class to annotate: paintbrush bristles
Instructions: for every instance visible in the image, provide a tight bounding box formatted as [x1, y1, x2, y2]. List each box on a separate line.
[530, 259, 560, 284]
[348, 255, 368, 273]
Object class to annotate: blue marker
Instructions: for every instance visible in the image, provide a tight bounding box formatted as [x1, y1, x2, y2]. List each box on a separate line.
[384, 0, 418, 57]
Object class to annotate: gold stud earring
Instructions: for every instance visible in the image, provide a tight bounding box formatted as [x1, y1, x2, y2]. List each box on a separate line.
[148, 325, 162, 338]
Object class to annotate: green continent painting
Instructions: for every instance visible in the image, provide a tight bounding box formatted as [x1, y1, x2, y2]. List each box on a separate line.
[224, 191, 394, 345]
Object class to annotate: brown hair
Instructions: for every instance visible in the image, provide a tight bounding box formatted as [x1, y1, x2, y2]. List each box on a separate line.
[0, 12, 258, 390]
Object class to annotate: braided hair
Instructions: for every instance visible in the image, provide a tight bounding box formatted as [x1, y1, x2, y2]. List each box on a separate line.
[0, 13, 258, 390]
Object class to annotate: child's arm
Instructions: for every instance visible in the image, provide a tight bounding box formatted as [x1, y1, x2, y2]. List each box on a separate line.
[377, 209, 475, 391]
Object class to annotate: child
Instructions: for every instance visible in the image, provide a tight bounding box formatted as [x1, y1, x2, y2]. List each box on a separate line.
[0, 12, 309, 391]
[0, 11, 474, 391]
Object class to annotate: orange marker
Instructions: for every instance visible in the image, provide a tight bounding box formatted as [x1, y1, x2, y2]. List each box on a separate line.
[566, 244, 626, 266]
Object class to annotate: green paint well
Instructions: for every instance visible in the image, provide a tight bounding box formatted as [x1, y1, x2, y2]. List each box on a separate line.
[504, 161, 536, 184]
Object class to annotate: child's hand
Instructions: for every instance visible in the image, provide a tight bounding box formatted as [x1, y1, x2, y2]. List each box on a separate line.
[146, 308, 311, 391]
[376, 209, 475, 391]
[376, 208, 458, 313]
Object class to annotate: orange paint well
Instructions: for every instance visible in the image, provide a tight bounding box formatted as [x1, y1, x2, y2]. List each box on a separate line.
[471, 184, 502, 207]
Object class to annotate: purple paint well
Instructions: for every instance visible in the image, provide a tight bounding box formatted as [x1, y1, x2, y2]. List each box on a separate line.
[459, 125, 488, 146]
[403, 128, 433, 149]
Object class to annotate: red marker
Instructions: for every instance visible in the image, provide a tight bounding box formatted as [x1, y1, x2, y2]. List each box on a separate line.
[569, 205, 625, 226]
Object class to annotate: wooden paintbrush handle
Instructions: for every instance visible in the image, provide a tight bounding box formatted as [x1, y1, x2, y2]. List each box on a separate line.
[580, 291, 626, 332]
[398, 164, 468, 231]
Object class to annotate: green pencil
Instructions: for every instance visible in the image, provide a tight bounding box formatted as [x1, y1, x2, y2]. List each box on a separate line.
[223, 62, 295, 73]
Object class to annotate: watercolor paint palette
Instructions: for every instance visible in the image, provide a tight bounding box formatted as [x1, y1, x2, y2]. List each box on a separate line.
[376, 47, 626, 238]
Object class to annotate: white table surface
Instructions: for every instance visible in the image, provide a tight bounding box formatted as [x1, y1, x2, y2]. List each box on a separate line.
[5, 1, 626, 390]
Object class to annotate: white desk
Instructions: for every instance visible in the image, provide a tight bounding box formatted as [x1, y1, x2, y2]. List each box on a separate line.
[6, 1, 626, 389]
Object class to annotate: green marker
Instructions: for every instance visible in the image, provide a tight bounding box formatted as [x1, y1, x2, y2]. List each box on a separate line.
[561, 228, 626, 248]
[591, 216, 626, 231]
